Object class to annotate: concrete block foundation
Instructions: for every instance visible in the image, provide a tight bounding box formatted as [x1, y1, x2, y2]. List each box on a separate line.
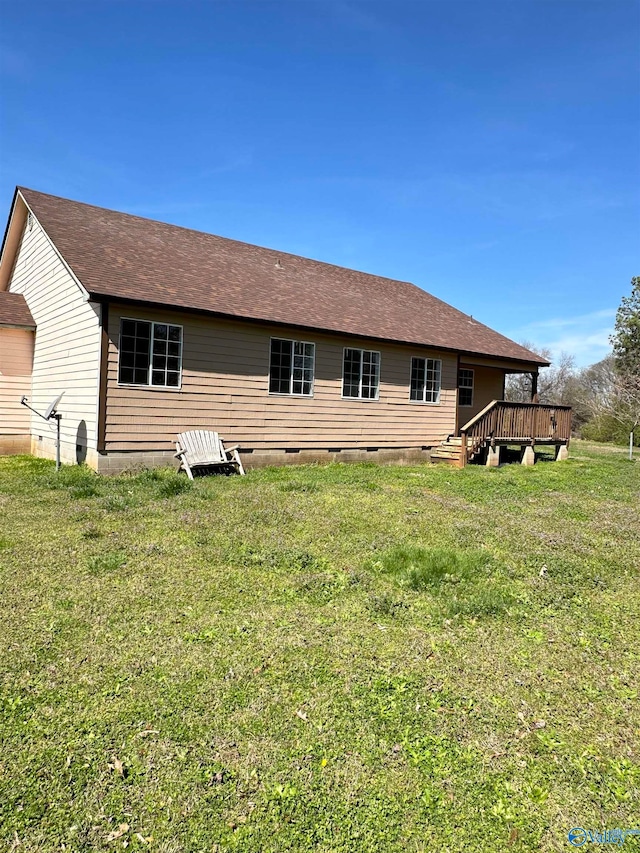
[31, 434, 99, 469]
[0, 435, 31, 455]
[96, 450, 179, 475]
[95, 446, 432, 475]
[7, 440, 432, 474]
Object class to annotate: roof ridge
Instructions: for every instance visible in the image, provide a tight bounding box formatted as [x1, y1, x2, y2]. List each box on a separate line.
[17, 186, 416, 289]
[12, 187, 549, 366]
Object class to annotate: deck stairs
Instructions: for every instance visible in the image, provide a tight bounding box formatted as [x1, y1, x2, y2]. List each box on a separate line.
[430, 436, 477, 466]
[429, 400, 573, 468]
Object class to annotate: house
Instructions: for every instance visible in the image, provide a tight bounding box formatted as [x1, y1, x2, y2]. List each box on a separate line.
[0, 187, 568, 473]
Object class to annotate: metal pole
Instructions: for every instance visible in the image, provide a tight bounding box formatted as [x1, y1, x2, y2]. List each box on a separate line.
[56, 414, 61, 471]
[631, 432, 634, 462]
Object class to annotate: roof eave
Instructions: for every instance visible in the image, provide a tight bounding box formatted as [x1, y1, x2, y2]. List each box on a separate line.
[0, 321, 36, 330]
[89, 291, 549, 369]
[0, 186, 20, 269]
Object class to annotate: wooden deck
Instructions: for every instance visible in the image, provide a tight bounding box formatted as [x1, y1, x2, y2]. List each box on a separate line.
[431, 400, 572, 467]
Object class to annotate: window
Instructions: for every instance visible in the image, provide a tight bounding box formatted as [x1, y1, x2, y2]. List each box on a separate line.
[269, 338, 315, 395]
[458, 368, 474, 407]
[410, 357, 441, 403]
[342, 348, 380, 399]
[118, 319, 183, 387]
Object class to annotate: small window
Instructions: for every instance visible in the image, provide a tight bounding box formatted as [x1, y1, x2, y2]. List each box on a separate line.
[458, 368, 474, 407]
[342, 348, 380, 399]
[410, 357, 441, 403]
[269, 338, 315, 395]
[118, 319, 183, 388]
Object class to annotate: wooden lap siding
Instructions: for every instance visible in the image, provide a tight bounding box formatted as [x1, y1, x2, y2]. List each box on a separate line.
[7, 217, 102, 460]
[0, 328, 33, 440]
[104, 304, 458, 452]
[458, 364, 506, 422]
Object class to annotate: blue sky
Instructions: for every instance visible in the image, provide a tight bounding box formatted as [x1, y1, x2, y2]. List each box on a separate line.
[1, 0, 638, 366]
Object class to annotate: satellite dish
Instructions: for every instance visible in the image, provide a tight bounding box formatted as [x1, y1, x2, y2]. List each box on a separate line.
[20, 392, 65, 471]
[44, 392, 64, 420]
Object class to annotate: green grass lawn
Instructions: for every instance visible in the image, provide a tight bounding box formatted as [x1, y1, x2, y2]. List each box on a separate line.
[1, 443, 638, 852]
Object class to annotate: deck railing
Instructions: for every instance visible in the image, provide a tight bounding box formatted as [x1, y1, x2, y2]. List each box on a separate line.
[458, 401, 572, 466]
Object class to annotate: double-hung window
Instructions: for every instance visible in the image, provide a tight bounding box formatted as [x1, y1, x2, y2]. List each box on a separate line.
[269, 338, 315, 395]
[342, 348, 380, 399]
[410, 357, 441, 403]
[458, 368, 474, 407]
[118, 319, 183, 388]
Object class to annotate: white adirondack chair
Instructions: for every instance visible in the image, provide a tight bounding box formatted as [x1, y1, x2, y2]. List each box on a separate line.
[175, 430, 245, 479]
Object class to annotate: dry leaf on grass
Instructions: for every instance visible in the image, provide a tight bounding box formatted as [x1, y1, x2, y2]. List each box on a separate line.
[109, 756, 125, 777]
[105, 823, 129, 842]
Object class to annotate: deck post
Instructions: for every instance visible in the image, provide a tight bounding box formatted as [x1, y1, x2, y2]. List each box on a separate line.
[531, 372, 539, 404]
[486, 445, 500, 467]
[522, 445, 535, 466]
[459, 430, 467, 468]
[556, 443, 568, 461]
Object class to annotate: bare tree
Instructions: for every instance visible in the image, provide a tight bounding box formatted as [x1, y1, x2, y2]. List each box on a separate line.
[578, 355, 640, 450]
[505, 342, 575, 405]
[604, 277, 640, 453]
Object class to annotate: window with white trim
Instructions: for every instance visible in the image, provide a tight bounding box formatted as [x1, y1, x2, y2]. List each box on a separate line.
[458, 368, 474, 407]
[342, 348, 380, 399]
[269, 338, 315, 395]
[410, 357, 441, 403]
[118, 319, 183, 387]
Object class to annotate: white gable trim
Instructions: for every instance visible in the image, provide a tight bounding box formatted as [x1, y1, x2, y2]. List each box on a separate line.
[16, 190, 91, 303]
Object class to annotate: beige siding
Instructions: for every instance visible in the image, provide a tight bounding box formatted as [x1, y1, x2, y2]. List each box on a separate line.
[7, 217, 101, 464]
[0, 327, 33, 375]
[458, 363, 505, 423]
[105, 305, 458, 452]
[0, 328, 33, 438]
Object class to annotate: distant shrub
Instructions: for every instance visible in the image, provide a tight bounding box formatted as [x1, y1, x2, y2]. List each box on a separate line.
[581, 415, 640, 446]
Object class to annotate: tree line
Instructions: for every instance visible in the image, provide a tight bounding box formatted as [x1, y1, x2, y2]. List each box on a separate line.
[505, 277, 640, 447]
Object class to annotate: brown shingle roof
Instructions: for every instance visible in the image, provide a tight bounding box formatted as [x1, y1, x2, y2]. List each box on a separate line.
[0, 291, 35, 328]
[18, 187, 548, 365]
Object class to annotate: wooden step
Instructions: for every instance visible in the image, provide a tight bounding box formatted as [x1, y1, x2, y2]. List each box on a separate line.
[431, 449, 462, 459]
[430, 454, 463, 466]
